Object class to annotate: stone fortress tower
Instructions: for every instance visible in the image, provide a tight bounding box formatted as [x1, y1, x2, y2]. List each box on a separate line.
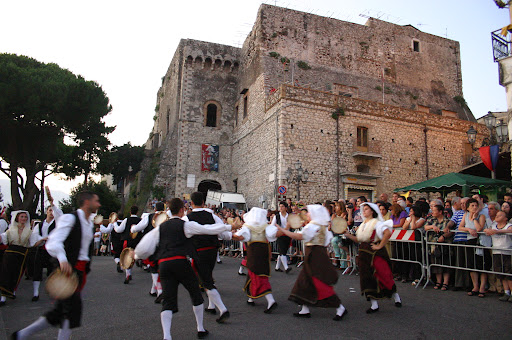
[144, 4, 487, 209]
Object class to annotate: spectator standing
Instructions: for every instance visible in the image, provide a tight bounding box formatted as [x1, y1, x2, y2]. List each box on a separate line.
[402, 206, 426, 284]
[425, 205, 452, 290]
[457, 198, 487, 297]
[94, 228, 101, 256]
[450, 197, 470, 291]
[501, 201, 512, 222]
[485, 210, 512, 301]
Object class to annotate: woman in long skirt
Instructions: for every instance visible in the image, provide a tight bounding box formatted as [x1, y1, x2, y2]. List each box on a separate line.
[343, 202, 402, 313]
[277, 205, 347, 321]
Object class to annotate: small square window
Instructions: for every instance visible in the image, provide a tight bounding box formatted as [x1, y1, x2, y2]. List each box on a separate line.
[413, 40, 420, 52]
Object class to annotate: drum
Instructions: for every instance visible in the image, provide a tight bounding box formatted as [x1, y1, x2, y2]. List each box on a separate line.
[120, 247, 135, 269]
[288, 214, 303, 229]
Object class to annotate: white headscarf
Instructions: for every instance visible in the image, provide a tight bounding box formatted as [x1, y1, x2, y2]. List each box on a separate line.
[307, 205, 331, 225]
[360, 202, 384, 222]
[7, 210, 32, 246]
[243, 207, 268, 227]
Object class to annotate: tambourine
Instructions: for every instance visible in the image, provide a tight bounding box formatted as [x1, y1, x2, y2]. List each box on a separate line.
[152, 211, 169, 228]
[120, 247, 135, 269]
[45, 269, 79, 300]
[331, 217, 348, 234]
[93, 214, 104, 225]
[288, 214, 303, 229]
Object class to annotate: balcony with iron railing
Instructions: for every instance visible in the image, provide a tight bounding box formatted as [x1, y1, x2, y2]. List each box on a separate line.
[492, 28, 512, 62]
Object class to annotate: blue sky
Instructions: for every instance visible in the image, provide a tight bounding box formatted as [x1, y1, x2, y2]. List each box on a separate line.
[0, 0, 509, 196]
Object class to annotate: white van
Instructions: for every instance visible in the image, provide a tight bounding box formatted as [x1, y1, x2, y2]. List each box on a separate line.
[205, 190, 247, 211]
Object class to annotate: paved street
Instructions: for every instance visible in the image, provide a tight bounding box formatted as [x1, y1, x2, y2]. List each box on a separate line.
[1, 255, 511, 340]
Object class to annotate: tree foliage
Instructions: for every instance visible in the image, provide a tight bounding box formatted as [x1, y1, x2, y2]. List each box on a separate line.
[97, 143, 145, 185]
[59, 180, 121, 216]
[0, 53, 114, 213]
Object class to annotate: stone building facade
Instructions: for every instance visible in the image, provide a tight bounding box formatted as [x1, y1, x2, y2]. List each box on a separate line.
[146, 4, 487, 208]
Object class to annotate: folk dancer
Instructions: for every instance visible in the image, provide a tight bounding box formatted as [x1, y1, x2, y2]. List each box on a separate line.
[135, 198, 238, 340]
[232, 207, 278, 313]
[114, 205, 142, 284]
[276, 205, 348, 321]
[132, 202, 165, 301]
[0, 211, 40, 306]
[342, 202, 402, 313]
[183, 192, 230, 323]
[11, 191, 100, 340]
[271, 201, 292, 273]
[102, 214, 124, 273]
[31, 202, 63, 301]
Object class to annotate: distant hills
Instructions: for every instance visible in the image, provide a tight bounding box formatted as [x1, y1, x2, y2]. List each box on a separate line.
[0, 179, 69, 209]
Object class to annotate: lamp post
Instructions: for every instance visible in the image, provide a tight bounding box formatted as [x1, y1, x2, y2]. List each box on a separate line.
[466, 112, 509, 179]
[285, 160, 309, 201]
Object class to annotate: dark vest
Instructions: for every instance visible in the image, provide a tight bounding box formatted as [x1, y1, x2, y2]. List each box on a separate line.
[157, 218, 195, 259]
[187, 210, 218, 249]
[48, 220, 56, 234]
[111, 222, 121, 242]
[121, 216, 141, 241]
[62, 212, 94, 270]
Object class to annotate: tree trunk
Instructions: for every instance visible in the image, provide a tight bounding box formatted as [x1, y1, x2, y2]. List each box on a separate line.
[23, 165, 41, 215]
[10, 162, 23, 210]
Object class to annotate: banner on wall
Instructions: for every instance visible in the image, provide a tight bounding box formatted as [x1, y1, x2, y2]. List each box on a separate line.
[201, 144, 219, 172]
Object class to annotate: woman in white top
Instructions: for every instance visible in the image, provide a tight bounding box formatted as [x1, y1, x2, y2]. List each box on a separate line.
[485, 210, 512, 301]
[457, 198, 487, 297]
[277, 205, 347, 321]
[0, 211, 41, 306]
[343, 203, 402, 313]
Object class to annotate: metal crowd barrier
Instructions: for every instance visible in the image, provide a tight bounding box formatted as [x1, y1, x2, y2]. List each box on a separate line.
[388, 228, 427, 288]
[424, 230, 512, 288]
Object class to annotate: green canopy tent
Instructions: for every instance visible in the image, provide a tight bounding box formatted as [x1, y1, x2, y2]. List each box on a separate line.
[394, 173, 511, 198]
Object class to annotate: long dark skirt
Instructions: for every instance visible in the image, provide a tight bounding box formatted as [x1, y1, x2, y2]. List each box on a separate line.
[0, 245, 29, 298]
[289, 245, 341, 308]
[244, 242, 272, 299]
[358, 242, 397, 300]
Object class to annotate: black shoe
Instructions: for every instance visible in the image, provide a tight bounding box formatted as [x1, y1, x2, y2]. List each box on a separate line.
[333, 309, 348, 321]
[32, 295, 39, 302]
[275, 269, 283, 272]
[128, 275, 133, 281]
[10, 331, 18, 340]
[285, 267, 292, 274]
[197, 330, 209, 339]
[216, 311, 230, 323]
[238, 272, 246, 276]
[366, 307, 379, 314]
[116, 264, 123, 273]
[124, 279, 129, 284]
[293, 312, 311, 318]
[154, 295, 163, 304]
[264, 302, 278, 314]
[0, 301, 5, 307]
[246, 300, 255, 306]
[395, 301, 402, 308]
[217, 261, 222, 264]
[205, 308, 216, 314]
[149, 292, 157, 297]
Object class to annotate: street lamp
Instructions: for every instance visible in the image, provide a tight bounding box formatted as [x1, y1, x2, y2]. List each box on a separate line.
[496, 119, 509, 143]
[466, 126, 477, 146]
[483, 111, 497, 130]
[285, 160, 309, 201]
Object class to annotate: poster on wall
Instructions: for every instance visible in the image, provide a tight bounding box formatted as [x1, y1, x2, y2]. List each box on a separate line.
[201, 144, 219, 172]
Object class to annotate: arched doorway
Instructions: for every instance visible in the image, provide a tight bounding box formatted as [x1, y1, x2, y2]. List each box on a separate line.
[197, 180, 222, 201]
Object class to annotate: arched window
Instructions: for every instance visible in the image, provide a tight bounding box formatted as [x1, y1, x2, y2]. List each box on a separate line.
[206, 103, 218, 127]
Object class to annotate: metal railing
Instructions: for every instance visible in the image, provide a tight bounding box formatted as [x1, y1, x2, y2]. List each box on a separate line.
[492, 29, 512, 62]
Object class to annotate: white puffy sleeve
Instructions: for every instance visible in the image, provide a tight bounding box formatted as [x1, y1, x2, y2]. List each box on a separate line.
[218, 231, 233, 241]
[134, 227, 159, 260]
[300, 223, 320, 243]
[101, 223, 115, 234]
[324, 230, 333, 247]
[265, 225, 278, 242]
[114, 218, 127, 233]
[375, 220, 394, 240]
[29, 226, 42, 246]
[132, 215, 149, 233]
[234, 226, 251, 243]
[52, 204, 64, 220]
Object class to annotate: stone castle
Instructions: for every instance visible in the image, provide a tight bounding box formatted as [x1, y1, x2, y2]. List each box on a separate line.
[143, 4, 487, 208]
